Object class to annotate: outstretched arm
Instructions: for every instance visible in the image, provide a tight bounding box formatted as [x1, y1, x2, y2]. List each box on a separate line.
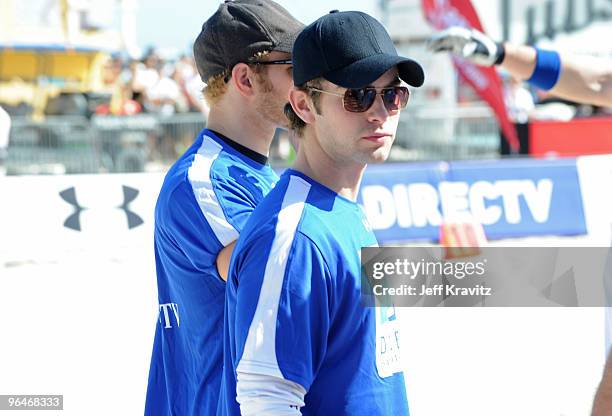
[428, 26, 612, 107]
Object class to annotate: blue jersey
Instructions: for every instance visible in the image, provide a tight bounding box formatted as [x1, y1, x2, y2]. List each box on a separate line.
[219, 169, 408, 415]
[145, 129, 278, 416]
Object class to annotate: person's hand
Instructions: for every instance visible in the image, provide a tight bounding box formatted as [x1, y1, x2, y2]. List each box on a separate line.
[427, 26, 503, 67]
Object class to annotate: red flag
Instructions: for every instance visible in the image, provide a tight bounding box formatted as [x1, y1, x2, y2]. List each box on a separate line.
[422, 0, 520, 152]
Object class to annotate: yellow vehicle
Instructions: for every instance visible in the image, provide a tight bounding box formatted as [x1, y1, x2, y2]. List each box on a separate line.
[0, 44, 112, 118]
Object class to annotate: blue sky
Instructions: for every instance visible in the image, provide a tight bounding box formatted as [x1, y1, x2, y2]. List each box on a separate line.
[136, 0, 378, 57]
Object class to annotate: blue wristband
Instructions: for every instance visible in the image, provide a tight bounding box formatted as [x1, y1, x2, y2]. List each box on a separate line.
[527, 48, 561, 91]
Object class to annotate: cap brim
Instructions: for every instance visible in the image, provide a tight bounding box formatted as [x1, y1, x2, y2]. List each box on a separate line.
[323, 54, 424, 88]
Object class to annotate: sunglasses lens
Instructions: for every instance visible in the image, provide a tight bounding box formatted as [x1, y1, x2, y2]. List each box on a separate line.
[383, 87, 409, 111]
[343, 88, 377, 112]
[343, 87, 409, 113]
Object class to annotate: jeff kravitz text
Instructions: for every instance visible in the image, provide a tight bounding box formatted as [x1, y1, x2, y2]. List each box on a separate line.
[372, 283, 492, 297]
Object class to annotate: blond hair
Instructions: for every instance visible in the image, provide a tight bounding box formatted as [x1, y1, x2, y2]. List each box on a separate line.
[202, 51, 271, 105]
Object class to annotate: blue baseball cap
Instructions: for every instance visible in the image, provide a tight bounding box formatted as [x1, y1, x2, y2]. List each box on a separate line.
[293, 10, 424, 88]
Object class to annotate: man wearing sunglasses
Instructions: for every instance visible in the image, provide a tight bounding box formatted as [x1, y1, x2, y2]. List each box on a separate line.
[144, 1, 303, 415]
[218, 10, 423, 416]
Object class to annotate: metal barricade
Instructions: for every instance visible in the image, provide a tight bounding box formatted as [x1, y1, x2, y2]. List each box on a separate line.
[6, 116, 99, 174]
[155, 113, 207, 165]
[5, 108, 502, 175]
[393, 105, 500, 161]
[92, 113, 161, 173]
[6, 113, 208, 175]
[92, 112, 207, 172]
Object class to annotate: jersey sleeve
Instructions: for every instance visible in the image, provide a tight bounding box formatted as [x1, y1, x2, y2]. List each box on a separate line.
[212, 170, 261, 236]
[160, 183, 229, 273]
[233, 232, 332, 392]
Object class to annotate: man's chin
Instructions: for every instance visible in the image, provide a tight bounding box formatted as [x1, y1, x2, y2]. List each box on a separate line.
[366, 148, 392, 164]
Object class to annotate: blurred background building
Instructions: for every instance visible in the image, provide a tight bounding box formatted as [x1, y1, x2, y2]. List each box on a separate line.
[1, 0, 611, 174]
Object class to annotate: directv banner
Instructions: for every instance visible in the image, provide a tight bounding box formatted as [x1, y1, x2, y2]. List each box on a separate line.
[358, 159, 587, 243]
[361, 247, 611, 307]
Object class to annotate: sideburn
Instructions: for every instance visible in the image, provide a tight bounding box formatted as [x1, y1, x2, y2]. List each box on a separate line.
[253, 67, 274, 94]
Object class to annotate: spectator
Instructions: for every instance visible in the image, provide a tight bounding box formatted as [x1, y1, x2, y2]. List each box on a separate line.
[144, 64, 182, 115]
[174, 55, 209, 117]
[130, 49, 160, 109]
[97, 54, 142, 116]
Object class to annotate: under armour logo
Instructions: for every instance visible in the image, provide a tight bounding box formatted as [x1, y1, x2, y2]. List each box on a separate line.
[119, 186, 144, 229]
[60, 187, 86, 231]
[60, 185, 144, 231]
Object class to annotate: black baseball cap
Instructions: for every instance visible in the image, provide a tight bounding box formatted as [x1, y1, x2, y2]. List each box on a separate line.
[193, 0, 304, 82]
[293, 10, 424, 89]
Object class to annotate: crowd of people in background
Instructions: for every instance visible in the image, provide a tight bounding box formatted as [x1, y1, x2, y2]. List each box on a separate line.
[98, 47, 209, 118]
[99, 46, 611, 123]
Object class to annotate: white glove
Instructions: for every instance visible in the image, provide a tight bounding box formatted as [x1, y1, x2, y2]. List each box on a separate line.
[427, 26, 504, 67]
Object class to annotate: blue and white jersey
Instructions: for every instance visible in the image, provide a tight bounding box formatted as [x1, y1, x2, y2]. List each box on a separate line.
[219, 169, 409, 416]
[145, 129, 278, 416]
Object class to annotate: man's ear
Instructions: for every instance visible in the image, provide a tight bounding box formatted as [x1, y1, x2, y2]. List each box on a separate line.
[289, 89, 316, 125]
[230, 63, 255, 97]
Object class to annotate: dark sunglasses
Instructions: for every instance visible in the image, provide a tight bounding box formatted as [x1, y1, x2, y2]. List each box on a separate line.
[306, 85, 410, 113]
[248, 59, 293, 65]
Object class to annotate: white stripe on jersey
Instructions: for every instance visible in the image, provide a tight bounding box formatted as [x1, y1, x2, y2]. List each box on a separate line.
[237, 174, 311, 378]
[187, 134, 239, 247]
